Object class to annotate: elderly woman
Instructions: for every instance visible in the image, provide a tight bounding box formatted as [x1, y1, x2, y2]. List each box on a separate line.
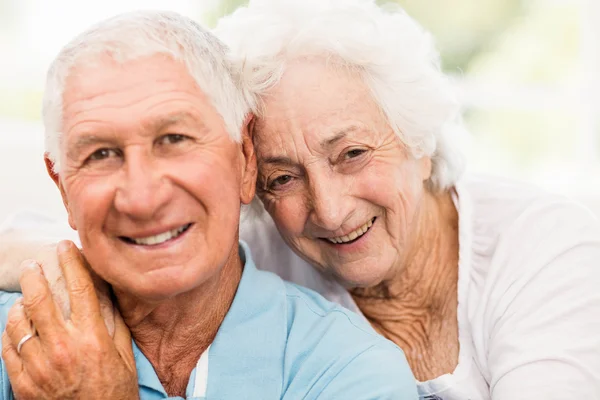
[1, 1, 600, 399]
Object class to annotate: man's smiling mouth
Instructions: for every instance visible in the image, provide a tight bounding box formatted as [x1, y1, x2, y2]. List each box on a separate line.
[120, 223, 193, 246]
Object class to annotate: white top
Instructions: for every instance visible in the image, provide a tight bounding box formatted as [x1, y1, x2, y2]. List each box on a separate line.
[241, 175, 600, 400]
[4, 174, 600, 399]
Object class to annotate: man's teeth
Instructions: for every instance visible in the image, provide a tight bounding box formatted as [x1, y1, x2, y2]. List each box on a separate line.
[131, 225, 188, 246]
[327, 219, 374, 244]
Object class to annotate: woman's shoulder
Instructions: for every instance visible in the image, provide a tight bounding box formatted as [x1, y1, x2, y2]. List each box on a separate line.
[458, 175, 600, 398]
[459, 174, 598, 256]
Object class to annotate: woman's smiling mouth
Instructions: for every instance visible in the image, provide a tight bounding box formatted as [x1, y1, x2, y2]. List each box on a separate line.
[322, 217, 376, 245]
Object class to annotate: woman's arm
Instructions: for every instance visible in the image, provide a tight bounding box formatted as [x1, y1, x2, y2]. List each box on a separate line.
[0, 211, 79, 292]
[0, 233, 56, 292]
[0, 213, 115, 335]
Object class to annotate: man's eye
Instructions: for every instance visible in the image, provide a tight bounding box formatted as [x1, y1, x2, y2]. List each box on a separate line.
[344, 148, 367, 160]
[88, 148, 119, 161]
[270, 175, 293, 188]
[158, 134, 188, 145]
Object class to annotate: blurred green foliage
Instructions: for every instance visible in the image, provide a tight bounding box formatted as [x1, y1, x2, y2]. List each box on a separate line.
[2, 0, 587, 177]
[0, 0, 16, 28]
[0, 90, 44, 122]
[379, 0, 526, 73]
[203, 0, 249, 28]
[202, 0, 579, 83]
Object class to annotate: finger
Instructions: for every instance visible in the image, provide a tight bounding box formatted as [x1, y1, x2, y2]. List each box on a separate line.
[2, 332, 40, 399]
[2, 330, 24, 377]
[92, 273, 115, 337]
[36, 243, 72, 320]
[4, 300, 42, 363]
[50, 272, 71, 322]
[112, 310, 136, 376]
[56, 241, 102, 325]
[19, 260, 65, 341]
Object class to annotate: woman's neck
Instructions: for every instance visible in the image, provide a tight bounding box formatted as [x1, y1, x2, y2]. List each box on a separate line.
[351, 189, 460, 381]
[116, 248, 243, 397]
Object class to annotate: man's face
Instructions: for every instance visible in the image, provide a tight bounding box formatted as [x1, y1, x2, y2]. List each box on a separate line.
[50, 55, 256, 301]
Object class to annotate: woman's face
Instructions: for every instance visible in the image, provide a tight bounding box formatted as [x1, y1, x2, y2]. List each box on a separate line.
[254, 59, 432, 288]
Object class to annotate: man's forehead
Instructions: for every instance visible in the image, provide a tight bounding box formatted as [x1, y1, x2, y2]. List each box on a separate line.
[63, 55, 198, 106]
[60, 56, 212, 131]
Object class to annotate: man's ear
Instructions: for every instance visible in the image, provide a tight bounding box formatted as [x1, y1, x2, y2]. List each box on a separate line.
[239, 113, 258, 205]
[44, 154, 76, 230]
[419, 156, 432, 182]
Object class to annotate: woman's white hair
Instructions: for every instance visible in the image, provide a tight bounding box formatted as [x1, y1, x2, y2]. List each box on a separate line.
[43, 10, 251, 173]
[215, 0, 465, 191]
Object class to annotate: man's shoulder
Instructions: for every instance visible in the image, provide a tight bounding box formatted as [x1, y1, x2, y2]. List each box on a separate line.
[0, 292, 21, 326]
[280, 282, 417, 398]
[238, 245, 417, 398]
[248, 255, 404, 362]
[0, 292, 21, 400]
[0, 291, 21, 345]
[283, 281, 373, 335]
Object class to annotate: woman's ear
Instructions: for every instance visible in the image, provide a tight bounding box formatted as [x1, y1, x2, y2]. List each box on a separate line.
[239, 113, 258, 204]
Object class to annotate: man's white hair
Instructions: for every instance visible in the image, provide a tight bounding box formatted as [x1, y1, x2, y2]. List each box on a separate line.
[215, 0, 466, 191]
[43, 10, 251, 173]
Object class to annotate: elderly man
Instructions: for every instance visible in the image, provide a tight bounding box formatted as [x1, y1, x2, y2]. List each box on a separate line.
[0, 10, 418, 399]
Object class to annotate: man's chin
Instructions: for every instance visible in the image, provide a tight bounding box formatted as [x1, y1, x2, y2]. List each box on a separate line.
[110, 271, 197, 303]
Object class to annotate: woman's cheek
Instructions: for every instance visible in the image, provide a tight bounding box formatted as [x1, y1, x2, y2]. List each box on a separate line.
[273, 197, 304, 234]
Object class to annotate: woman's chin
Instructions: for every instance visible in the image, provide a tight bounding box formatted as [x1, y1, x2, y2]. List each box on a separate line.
[331, 264, 392, 290]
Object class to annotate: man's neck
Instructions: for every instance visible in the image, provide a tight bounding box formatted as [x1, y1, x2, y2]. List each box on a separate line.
[115, 247, 243, 397]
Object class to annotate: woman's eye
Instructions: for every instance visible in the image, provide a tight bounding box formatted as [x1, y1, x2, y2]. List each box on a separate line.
[88, 148, 119, 161]
[270, 174, 293, 188]
[344, 148, 367, 160]
[159, 134, 188, 145]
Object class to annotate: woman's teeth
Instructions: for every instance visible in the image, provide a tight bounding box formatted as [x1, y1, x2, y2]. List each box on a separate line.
[131, 224, 190, 246]
[327, 218, 374, 244]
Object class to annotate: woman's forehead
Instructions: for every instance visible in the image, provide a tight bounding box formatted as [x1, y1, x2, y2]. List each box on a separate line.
[254, 61, 387, 141]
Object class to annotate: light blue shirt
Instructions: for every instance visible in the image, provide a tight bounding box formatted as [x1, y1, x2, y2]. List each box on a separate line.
[0, 242, 417, 399]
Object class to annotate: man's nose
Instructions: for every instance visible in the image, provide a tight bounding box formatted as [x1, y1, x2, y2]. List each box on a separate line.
[307, 174, 350, 232]
[113, 154, 172, 220]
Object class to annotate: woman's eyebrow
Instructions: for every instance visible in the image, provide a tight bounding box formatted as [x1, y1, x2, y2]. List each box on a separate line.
[260, 155, 294, 166]
[320, 125, 363, 149]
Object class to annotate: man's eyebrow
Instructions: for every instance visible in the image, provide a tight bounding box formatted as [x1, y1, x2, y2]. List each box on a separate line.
[68, 135, 114, 160]
[67, 112, 204, 156]
[147, 111, 200, 132]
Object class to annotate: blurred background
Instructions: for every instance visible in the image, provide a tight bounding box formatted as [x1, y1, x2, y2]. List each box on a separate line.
[0, 0, 599, 223]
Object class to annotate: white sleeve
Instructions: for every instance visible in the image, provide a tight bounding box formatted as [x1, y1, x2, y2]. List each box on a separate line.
[485, 201, 600, 399]
[0, 211, 80, 245]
